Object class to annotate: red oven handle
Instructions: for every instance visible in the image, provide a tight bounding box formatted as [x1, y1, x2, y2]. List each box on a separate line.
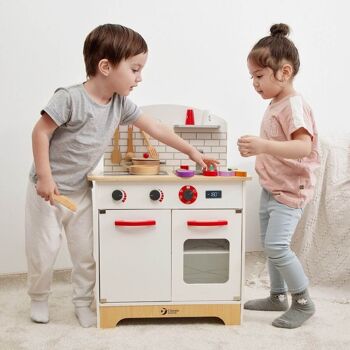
[187, 220, 228, 227]
[115, 220, 156, 227]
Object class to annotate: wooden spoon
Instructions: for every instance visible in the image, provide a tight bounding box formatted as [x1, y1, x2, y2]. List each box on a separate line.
[141, 131, 159, 159]
[52, 194, 77, 212]
[111, 127, 122, 164]
[124, 125, 135, 161]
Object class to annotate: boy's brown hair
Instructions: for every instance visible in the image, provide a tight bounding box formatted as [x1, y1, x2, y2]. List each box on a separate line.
[83, 24, 148, 77]
[248, 23, 300, 79]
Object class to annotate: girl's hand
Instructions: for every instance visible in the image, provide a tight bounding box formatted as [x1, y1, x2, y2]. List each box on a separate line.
[35, 175, 60, 205]
[188, 149, 220, 169]
[237, 135, 267, 157]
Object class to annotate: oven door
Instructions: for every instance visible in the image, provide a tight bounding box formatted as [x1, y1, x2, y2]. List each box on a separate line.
[172, 209, 242, 301]
[99, 209, 171, 302]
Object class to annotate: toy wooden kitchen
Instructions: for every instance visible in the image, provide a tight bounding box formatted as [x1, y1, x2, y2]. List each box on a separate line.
[88, 105, 250, 328]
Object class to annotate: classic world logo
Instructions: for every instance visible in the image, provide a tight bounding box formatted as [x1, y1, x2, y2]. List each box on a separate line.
[160, 307, 180, 315]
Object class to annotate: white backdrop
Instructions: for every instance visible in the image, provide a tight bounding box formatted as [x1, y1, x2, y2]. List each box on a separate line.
[0, 0, 349, 274]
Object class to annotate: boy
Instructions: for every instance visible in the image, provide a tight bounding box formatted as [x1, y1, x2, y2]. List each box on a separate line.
[26, 23, 218, 327]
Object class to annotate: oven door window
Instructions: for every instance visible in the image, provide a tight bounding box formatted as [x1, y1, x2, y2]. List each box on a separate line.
[183, 239, 229, 284]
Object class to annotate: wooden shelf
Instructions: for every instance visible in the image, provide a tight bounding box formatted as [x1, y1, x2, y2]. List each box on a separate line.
[173, 125, 220, 130]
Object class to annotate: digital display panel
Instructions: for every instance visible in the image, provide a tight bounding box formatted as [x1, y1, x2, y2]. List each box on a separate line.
[205, 190, 222, 199]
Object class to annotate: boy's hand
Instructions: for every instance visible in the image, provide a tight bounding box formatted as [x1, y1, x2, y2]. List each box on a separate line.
[35, 175, 60, 205]
[237, 135, 267, 157]
[188, 149, 220, 169]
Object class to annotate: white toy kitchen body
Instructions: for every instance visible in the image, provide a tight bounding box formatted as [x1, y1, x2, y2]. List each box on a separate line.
[89, 173, 249, 327]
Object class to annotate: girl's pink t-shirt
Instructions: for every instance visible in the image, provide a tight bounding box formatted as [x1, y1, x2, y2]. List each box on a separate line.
[255, 94, 319, 208]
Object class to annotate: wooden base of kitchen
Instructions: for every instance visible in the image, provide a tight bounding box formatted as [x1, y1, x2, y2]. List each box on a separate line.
[99, 303, 241, 328]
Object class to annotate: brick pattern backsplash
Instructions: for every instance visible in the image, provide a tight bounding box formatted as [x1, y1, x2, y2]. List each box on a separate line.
[104, 125, 227, 173]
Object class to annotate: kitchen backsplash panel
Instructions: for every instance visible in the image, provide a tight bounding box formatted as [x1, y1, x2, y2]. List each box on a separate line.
[103, 126, 227, 173]
[103, 105, 228, 173]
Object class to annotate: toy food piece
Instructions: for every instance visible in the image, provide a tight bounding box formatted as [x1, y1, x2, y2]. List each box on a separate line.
[143, 152, 149, 158]
[227, 167, 248, 177]
[175, 169, 195, 177]
[218, 170, 234, 176]
[234, 170, 247, 177]
[202, 169, 218, 176]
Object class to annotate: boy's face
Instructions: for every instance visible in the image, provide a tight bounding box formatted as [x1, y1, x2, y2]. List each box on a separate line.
[108, 53, 148, 96]
[247, 59, 284, 100]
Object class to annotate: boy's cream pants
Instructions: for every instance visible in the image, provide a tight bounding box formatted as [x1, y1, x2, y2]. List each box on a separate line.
[25, 181, 95, 307]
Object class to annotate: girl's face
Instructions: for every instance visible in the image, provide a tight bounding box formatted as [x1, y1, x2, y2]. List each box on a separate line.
[248, 59, 285, 101]
[108, 52, 148, 96]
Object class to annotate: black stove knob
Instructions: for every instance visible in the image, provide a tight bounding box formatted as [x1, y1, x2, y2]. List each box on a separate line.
[183, 189, 194, 201]
[149, 189, 161, 201]
[112, 190, 123, 201]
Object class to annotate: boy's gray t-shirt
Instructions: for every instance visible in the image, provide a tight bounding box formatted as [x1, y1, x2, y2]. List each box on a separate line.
[29, 84, 141, 194]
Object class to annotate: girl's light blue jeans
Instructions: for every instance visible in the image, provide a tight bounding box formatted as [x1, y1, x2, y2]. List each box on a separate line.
[260, 189, 309, 294]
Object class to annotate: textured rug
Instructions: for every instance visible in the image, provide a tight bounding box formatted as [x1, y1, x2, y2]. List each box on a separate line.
[0, 253, 349, 350]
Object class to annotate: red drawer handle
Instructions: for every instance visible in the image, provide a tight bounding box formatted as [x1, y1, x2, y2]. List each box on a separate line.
[187, 220, 228, 227]
[115, 220, 156, 226]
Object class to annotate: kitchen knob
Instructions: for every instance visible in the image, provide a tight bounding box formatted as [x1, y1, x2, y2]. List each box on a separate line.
[149, 189, 161, 201]
[112, 190, 123, 201]
[183, 189, 194, 201]
[179, 185, 198, 204]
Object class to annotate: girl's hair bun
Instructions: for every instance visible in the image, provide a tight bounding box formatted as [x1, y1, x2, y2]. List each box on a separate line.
[270, 23, 290, 37]
[248, 22, 299, 78]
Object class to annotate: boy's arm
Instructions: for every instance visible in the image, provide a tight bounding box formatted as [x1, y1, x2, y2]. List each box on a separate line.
[237, 128, 312, 159]
[133, 114, 219, 168]
[32, 113, 60, 204]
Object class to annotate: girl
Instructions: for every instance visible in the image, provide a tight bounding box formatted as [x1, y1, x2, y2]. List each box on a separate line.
[238, 23, 319, 329]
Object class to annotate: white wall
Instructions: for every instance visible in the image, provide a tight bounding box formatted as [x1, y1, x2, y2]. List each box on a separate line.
[0, 0, 349, 274]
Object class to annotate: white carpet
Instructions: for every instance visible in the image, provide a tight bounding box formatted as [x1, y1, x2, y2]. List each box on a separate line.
[1, 253, 349, 350]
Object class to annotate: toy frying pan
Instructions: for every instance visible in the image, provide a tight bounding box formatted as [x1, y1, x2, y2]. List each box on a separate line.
[175, 169, 195, 177]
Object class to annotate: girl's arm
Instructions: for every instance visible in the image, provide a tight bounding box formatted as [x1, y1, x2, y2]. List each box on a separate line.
[32, 113, 60, 204]
[238, 128, 312, 159]
[133, 114, 220, 168]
